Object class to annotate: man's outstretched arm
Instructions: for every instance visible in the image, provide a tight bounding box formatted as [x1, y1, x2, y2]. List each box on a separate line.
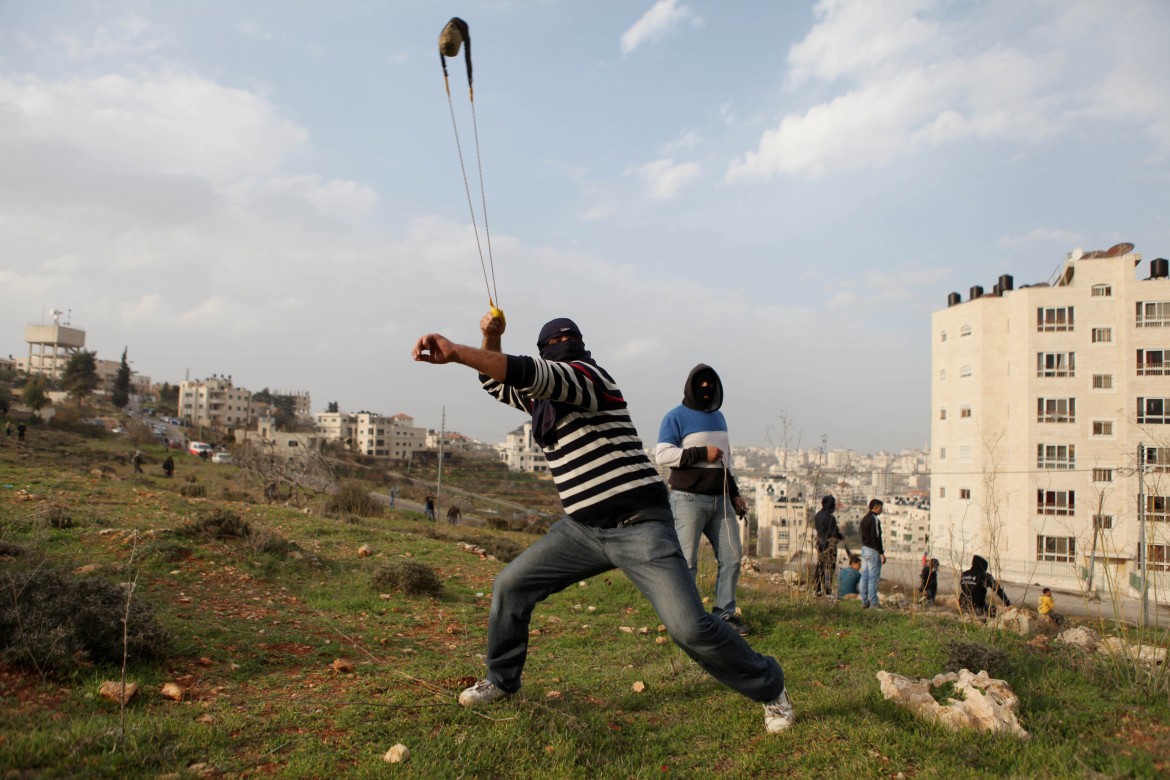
[412, 332, 508, 382]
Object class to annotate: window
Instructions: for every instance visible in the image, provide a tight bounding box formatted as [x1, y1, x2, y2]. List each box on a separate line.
[1037, 444, 1075, 470]
[1092, 284, 1112, 298]
[1147, 447, 1170, 473]
[1093, 421, 1114, 436]
[1037, 489, 1075, 516]
[1138, 397, 1170, 424]
[959, 446, 972, 462]
[1148, 495, 1170, 523]
[1092, 468, 1114, 483]
[940, 330, 947, 342]
[960, 406, 972, 418]
[1137, 349, 1168, 376]
[1038, 306, 1075, 332]
[960, 365, 973, 378]
[1037, 535, 1076, 563]
[938, 486, 946, 498]
[1037, 352, 1075, 377]
[1093, 514, 1114, 529]
[1149, 544, 1170, 572]
[1092, 374, 1113, 389]
[939, 369, 947, 381]
[939, 447, 947, 460]
[1037, 397, 1076, 423]
[1137, 301, 1170, 328]
[960, 324, 973, 337]
[959, 488, 971, 500]
[1091, 327, 1113, 343]
[940, 408, 947, 420]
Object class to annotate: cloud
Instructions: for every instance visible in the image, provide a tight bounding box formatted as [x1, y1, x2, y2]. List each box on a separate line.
[997, 228, 1082, 248]
[658, 129, 702, 156]
[727, 0, 1170, 181]
[628, 158, 700, 199]
[620, 0, 699, 56]
[61, 16, 173, 59]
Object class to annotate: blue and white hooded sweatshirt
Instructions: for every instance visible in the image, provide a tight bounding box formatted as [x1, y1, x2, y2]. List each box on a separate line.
[654, 364, 740, 499]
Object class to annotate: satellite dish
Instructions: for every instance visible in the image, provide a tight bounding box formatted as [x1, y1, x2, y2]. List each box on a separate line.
[1106, 242, 1135, 256]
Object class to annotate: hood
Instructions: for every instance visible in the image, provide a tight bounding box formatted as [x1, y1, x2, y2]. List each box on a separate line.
[970, 555, 988, 572]
[682, 363, 723, 412]
[536, 318, 592, 363]
[821, 495, 836, 511]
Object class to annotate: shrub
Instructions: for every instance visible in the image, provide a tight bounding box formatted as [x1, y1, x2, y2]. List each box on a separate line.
[181, 509, 252, 540]
[249, 531, 300, 557]
[42, 505, 74, 529]
[0, 568, 171, 674]
[0, 542, 27, 558]
[326, 482, 382, 518]
[945, 641, 1009, 676]
[179, 483, 207, 498]
[371, 561, 443, 597]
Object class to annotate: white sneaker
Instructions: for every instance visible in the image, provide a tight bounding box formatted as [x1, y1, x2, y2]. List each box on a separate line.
[763, 688, 795, 733]
[458, 679, 510, 707]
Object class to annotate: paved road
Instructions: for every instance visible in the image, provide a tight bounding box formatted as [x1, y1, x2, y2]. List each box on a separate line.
[880, 557, 1168, 628]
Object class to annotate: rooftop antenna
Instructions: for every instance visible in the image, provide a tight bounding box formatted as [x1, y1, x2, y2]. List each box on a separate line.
[50, 309, 63, 325]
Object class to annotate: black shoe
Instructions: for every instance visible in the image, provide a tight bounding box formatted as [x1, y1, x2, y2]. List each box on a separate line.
[722, 614, 751, 636]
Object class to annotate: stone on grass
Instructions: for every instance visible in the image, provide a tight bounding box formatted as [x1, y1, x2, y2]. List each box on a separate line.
[992, 606, 1033, 636]
[332, 658, 355, 673]
[99, 681, 139, 705]
[1056, 625, 1100, 651]
[1099, 637, 1167, 666]
[877, 669, 1029, 740]
[383, 744, 409, 763]
[358, 544, 372, 557]
[161, 682, 185, 701]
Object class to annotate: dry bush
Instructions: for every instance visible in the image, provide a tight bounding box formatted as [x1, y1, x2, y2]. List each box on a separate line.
[0, 568, 170, 674]
[179, 483, 207, 498]
[326, 482, 382, 518]
[945, 641, 1009, 676]
[371, 561, 443, 597]
[41, 505, 74, 529]
[249, 530, 301, 557]
[180, 509, 252, 540]
[219, 487, 254, 503]
[0, 542, 28, 558]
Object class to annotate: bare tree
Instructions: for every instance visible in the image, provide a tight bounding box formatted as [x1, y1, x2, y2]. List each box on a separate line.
[237, 438, 338, 507]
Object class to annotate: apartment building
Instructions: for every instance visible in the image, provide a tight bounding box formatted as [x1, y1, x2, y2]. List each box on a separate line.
[931, 244, 1170, 597]
[498, 422, 549, 474]
[179, 376, 253, 430]
[314, 411, 427, 460]
[23, 315, 85, 381]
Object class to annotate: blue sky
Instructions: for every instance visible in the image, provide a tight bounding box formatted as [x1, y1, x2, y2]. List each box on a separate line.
[1, 0, 1168, 453]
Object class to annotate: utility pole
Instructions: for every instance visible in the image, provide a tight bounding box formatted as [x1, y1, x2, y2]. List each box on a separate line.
[436, 406, 446, 521]
[1138, 443, 1148, 627]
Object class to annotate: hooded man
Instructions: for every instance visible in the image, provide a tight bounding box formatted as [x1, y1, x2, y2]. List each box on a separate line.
[655, 364, 751, 635]
[413, 314, 794, 733]
[813, 495, 844, 597]
[959, 555, 1011, 617]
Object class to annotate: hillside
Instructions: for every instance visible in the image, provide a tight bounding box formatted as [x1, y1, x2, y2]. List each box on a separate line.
[1, 429, 1168, 778]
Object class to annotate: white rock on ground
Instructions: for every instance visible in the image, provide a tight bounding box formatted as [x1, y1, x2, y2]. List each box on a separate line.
[877, 669, 1029, 740]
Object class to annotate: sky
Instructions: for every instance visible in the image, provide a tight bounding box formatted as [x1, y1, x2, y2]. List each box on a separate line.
[1, 0, 1168, 454]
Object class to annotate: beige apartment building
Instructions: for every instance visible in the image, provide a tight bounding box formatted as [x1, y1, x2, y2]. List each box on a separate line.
[179, 376, 253, 430]
[931, 244, 1170, 598]
[314, 411, 427, 460]
[23, 317, 85, 380]
[498, 422, 549, 473]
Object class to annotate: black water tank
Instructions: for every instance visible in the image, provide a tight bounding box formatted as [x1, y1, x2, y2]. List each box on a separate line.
[970, 286, 984, 300]
[1152, 258, 1169, 279]
[992, 283, 1001, 296]
[947, 292, 961, 307]
[999, 274, 1014, 291]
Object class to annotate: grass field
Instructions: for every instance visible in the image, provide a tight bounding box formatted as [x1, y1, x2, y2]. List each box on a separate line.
[1, 429, 1168, 778]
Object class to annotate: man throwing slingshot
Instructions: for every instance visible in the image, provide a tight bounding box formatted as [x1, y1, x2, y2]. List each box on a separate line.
[412, 312, 794, 733]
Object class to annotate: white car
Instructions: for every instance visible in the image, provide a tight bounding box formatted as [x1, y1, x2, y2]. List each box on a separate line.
[211, 452, 233, 464]
[187, 441, 213, 457]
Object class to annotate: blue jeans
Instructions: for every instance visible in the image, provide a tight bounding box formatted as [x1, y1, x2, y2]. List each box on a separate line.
[860, 546, 882, 606]
[484, 515, 783, 702]
[670, 491, 742, 619]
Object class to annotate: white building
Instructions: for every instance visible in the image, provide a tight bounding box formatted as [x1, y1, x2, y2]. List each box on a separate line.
[931, 244, 1170, 597]
[752, 479, 813, 561]
[23, 312, 85, 381]
[498, 422, 549, 474]
[314, 410, 426, 460]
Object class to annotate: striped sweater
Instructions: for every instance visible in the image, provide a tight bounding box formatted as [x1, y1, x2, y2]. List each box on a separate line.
[481, 354, 668, 525]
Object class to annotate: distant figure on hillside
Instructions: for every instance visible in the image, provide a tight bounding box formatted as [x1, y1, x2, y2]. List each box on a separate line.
[858, 499, 885, 610]
[424, 493, 436, 521]
[163, 454, 175, 478]
[837, 554, 862, 599]
[959, 555, 1011, 618]
[919, 558, 939, 606]
[655, 363, 751, 636]
[17, 423, 27, 442]
[132, 450, 144, 474]
[1038, 587, 1063, 626]
[4, 421, 11, 437]
[447, 504, 462, 524]
[813, 495, 844, 598]
[389, 486, 399, 509]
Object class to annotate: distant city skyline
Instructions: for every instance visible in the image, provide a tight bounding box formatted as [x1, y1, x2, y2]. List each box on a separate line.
[2, 1, 1168, 452]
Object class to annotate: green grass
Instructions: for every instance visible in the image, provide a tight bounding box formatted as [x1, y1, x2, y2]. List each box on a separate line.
[2, 430, 1169, 778]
